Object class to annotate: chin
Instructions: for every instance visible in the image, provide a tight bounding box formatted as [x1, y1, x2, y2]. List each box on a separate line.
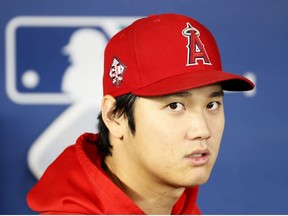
[180, 174, 210, 188]
[190, 171, 212, 186]
[197, 177, 210, 186]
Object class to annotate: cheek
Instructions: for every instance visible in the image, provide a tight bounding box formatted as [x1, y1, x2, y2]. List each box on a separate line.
[209, 115, 225, 157]
[210, 109, 225, 136]
[133, 112, 182, 159]
[213, 120, 225, 142]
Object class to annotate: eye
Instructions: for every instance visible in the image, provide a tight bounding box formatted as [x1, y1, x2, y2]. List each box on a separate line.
[207, 101, 221, 111]
[167, 102, 185, 112]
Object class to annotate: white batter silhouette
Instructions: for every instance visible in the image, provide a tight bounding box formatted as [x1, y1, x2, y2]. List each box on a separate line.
[28, 28, 107, 179]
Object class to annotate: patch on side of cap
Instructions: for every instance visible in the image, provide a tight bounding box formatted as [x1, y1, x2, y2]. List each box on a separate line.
[109, 57, 127, 87]
[182, 23, 211, 66]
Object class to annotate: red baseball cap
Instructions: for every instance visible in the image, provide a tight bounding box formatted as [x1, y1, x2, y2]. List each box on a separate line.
[103, 13, 254, 97]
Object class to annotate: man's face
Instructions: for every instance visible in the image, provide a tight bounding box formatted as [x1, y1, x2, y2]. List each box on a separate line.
[121, 84, 225, 188]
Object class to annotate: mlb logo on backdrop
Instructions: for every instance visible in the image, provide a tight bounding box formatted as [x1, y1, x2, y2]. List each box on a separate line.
[5, 16, 139, 104]
[5, 16, 139, 179]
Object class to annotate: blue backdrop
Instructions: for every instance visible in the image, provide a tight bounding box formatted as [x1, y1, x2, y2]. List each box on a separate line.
[1, 0, 288, 214]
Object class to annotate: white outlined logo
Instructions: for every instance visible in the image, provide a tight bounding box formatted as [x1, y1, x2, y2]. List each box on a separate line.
[182, 23, 211, 66]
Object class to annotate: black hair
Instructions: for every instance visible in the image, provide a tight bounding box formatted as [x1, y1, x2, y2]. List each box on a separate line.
[97, 93, 138, 156]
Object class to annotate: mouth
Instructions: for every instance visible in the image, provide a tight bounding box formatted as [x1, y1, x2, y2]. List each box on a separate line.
[185, 149, 210, 166]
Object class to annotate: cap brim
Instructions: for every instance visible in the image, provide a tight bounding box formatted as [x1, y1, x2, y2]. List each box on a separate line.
[132, 70, 255, 96]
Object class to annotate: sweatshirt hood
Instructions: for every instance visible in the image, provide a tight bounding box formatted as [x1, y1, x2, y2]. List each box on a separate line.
[27, 133, 200, 214]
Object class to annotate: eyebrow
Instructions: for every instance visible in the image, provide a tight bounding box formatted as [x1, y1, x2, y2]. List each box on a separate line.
[159, 89, 224, 99]
[158, 91, 192, 99]
[209, 90, 224, 98]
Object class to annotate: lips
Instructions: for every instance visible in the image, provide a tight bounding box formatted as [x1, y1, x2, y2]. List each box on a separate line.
[191, 153, 206, 158]
[185, 149, 210, 166]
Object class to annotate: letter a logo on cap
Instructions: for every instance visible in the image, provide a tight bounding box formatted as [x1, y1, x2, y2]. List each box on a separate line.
[182, 23, 211, 66]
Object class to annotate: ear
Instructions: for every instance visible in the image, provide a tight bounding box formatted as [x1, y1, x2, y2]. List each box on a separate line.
[101, 95, 124, 139]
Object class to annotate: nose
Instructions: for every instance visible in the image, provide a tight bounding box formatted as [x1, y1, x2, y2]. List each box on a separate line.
[186, 112, 211, 141]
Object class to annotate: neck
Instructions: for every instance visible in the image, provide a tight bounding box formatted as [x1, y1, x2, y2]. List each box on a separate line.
[103, 158, 185, 215]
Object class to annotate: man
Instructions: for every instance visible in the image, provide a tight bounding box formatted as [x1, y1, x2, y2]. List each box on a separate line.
[27, 13, 254, 214]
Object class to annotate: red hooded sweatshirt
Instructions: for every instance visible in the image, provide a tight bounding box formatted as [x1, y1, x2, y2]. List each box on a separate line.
[27, 133, 201, 214]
